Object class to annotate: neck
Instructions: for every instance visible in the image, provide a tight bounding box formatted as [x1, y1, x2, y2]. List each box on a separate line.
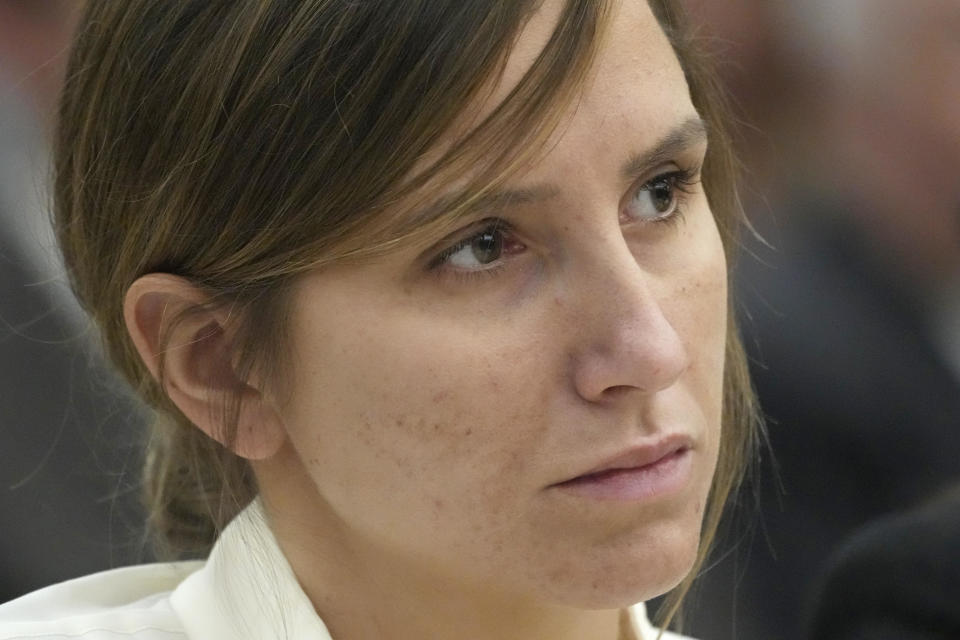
[255, 454, 634, 640]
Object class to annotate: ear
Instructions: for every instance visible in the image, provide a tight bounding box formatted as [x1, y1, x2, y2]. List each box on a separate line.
[123, 273, 286, 460]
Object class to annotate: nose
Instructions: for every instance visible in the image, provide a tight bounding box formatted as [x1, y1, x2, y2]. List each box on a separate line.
[569, 244, 690, 403]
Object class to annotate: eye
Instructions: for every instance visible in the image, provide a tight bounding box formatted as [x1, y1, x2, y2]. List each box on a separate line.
[446, 227, 504, 269]
[429, 220, 525, 273]
[623, 169, 699, 224]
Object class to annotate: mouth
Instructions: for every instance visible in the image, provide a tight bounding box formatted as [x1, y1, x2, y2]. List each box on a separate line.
[551, 436, 694, 502]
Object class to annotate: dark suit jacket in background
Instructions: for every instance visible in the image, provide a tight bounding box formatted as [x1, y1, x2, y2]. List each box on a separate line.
[810, 491, 960, 640]
[684, 199, 960, 640]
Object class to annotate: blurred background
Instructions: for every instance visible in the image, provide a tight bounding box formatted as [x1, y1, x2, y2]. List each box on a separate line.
[1, 1, 958, 638]
[0, 0, 148, 605]
[675, 0, 960, 638]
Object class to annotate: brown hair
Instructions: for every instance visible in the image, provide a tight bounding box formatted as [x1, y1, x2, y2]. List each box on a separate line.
[55, 0, 759, 631]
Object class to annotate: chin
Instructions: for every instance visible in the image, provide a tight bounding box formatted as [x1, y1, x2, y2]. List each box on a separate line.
[538, 521, 703, 610]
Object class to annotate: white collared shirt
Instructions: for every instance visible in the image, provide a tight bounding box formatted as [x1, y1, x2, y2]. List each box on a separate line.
[0, 502, 696, 640]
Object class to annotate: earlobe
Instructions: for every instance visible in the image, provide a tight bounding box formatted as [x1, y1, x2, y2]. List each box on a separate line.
[123, 274, 286, 460]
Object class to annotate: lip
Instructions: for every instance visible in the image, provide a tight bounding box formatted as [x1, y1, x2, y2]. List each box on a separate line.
[551, 435, 694, 501]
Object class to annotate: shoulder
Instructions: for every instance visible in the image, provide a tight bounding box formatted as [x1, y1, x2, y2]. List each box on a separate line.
[810, 492, 960, 640]
[654, 629, 698, 640]
[0, 562, 202, 640]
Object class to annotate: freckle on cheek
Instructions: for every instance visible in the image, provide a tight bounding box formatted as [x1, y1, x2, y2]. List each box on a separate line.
[351, 418, 377, 446]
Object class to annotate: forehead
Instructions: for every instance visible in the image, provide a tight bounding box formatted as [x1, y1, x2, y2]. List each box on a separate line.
[442, 0, 695, 185]
[376, 0, 698, 246]
[505, 0, 696, 184]
[494, 0, 685, 115]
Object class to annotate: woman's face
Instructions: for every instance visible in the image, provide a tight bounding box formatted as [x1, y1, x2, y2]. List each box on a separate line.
[265, 0, 726, 608]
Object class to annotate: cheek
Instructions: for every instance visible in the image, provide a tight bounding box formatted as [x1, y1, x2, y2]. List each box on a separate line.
[278, 294, 551, 534]
[668, 209, 729, 412]
[657, 209, 728, 491]
[688, 258, 728, 423]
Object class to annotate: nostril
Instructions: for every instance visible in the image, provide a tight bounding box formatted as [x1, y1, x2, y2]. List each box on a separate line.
[602, 384, 641, 399]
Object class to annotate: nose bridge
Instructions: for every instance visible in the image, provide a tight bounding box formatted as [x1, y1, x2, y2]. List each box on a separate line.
[567, 235, 690, 400]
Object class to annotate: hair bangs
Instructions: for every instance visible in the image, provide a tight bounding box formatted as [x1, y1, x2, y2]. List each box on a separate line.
[293, 0, 614, 268]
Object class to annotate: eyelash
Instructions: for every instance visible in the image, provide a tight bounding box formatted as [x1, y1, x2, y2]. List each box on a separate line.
[427, 219, 514, 282]
[427, 164, 703, 282]
[633, 164, 703, 228]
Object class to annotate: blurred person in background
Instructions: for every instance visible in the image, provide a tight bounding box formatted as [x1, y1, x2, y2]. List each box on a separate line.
[674, 1, 960, 639]
[0, 0, 147, 602]
[810, 484, 960, 640]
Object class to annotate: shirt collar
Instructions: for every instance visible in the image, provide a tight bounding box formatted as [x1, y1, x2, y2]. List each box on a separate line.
[170, 499, 333, 640]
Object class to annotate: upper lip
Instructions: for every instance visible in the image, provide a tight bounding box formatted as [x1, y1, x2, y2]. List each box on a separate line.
[555, 433, 694, 484]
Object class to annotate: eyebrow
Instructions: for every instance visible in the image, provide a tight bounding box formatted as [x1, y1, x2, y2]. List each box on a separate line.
[620, 116, 708, 182]
[408, 115, 709, 227]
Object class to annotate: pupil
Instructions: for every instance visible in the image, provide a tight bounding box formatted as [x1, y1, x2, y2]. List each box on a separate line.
[471, 230, 502, 264]
[651, 179, 674, 212]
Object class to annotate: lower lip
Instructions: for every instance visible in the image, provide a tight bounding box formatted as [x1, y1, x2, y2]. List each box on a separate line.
[553, 449, 693, 501]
